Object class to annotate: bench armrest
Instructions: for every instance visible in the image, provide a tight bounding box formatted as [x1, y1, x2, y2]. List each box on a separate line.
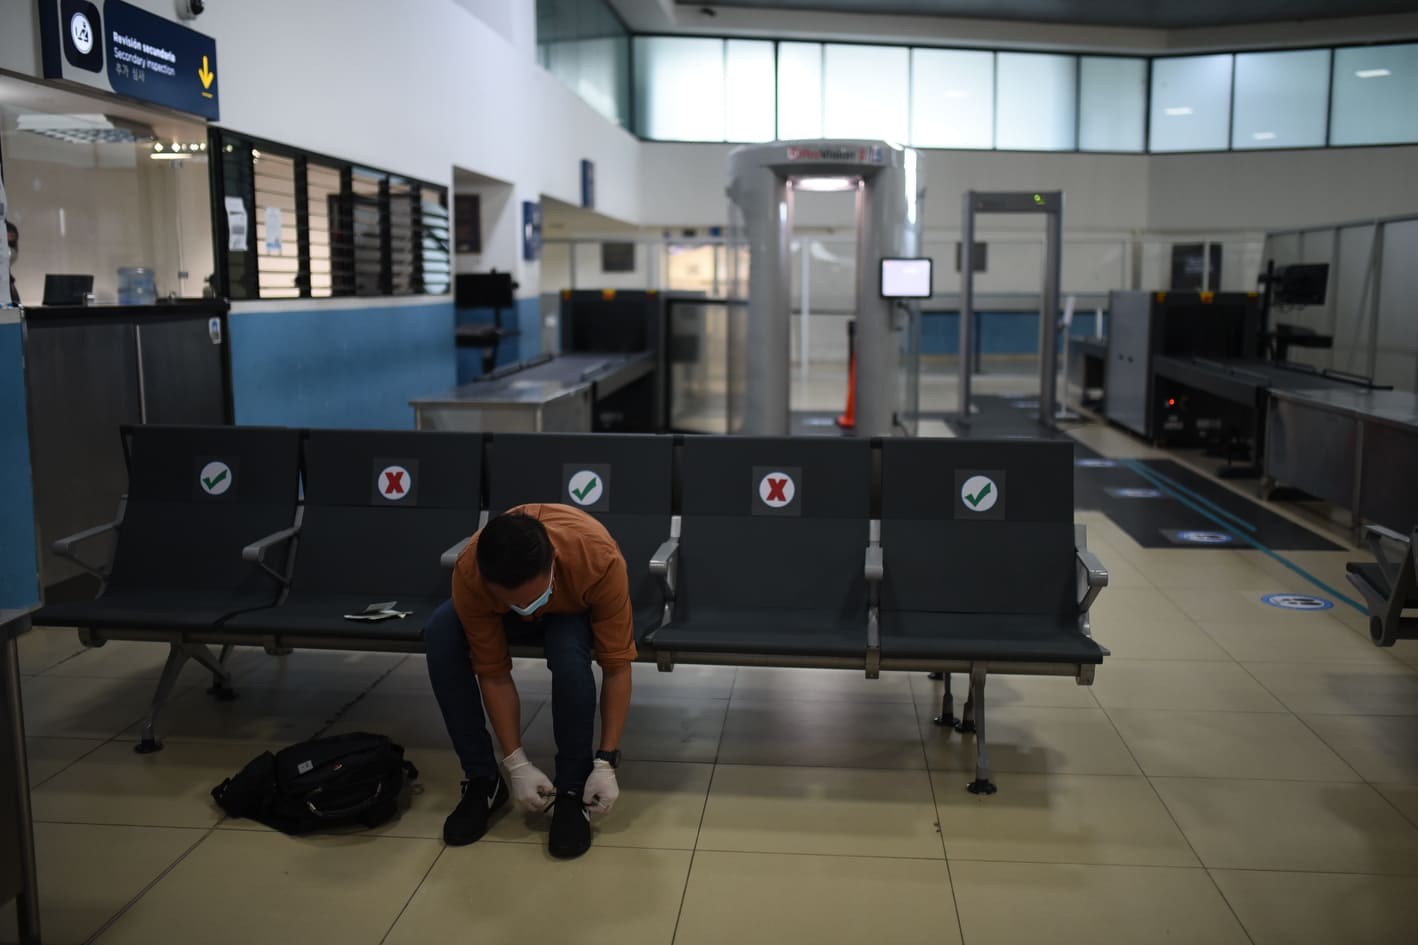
[865, 546, 884, 582]
[243, 524, 301, 586]
[1076, 546, 1109, 613]
[242, 525, 301, 563]
[650, 538, 679, 599]
[52, 518, 120, 580]
[1361, 525, 1414, 585]
[52, 520, 118, 557]
[440, 537, 472, 569]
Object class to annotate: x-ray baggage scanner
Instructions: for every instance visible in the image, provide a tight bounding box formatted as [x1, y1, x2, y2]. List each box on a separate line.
[727, 141, 925, 437]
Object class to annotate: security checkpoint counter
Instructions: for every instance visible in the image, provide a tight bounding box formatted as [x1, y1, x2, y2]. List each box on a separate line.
[410, 352, 655, 433]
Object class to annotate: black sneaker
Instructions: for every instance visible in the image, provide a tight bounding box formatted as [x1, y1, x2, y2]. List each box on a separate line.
[443, 775, 509, 846]
[548, 789, 592, 859]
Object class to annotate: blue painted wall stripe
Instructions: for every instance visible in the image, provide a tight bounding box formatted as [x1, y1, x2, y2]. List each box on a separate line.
[229, 301, 457, 430]
[0, 321, 40, 608]
[922, 310, 1109, 356]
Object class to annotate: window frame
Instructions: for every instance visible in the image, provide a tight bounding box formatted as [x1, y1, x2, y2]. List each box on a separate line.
[209, 127, 449, 302]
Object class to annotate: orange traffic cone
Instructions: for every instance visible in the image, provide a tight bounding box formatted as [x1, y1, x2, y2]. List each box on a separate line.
[836, 326, 857, 429]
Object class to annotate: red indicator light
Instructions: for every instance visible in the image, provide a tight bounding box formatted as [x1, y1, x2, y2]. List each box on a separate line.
[1167, 398, 1177, 406]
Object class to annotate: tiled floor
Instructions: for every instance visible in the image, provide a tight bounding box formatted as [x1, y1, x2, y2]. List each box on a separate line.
[7, 435, 1418, 944]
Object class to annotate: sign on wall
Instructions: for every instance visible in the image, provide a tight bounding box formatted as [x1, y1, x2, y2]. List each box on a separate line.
[39, 0, 220, 121]
[522, 200, 542, 262]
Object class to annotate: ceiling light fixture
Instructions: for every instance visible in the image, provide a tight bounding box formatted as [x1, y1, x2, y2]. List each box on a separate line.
[150, 152, 192, 160]
[791, 176, 860, 192]
[1164, 106, 1194, 117]
[1252, 131, 1277, 140]
[1355, 68, 1391, 78]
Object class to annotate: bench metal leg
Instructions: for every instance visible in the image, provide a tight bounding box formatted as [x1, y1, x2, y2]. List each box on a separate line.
[932, 672, 957, 727]
[135, 643, 238, 753]
[955, 679, 976, 735]
[965, 666, 997, 795]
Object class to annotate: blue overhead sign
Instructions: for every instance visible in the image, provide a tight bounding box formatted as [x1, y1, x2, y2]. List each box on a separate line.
[39, 0, 220, 121]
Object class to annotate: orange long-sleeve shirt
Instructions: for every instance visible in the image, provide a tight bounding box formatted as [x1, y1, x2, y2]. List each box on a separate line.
[452, 503, 636, 677]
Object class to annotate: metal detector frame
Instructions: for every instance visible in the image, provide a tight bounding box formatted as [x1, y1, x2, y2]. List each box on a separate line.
[959, 191, 1064, 428]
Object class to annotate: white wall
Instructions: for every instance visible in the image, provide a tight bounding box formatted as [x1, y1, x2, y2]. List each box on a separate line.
[1147, 146, 1418, 231]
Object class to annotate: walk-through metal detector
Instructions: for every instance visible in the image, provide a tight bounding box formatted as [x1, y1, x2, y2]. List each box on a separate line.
[728, 141, 924, 437]
[959, 191, 1064, 428]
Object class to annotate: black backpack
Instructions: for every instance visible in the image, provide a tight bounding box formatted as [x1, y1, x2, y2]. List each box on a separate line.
[211, 732, 419, 835]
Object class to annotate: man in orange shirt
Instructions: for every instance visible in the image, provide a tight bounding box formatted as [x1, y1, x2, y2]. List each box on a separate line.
[424, 503, 635, 859]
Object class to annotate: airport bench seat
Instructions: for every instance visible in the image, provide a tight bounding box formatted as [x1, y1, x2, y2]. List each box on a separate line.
[38, 426, 1109, 793]
[878, 611, 1107, 665]
[34, 589, 277, 633]
[484, 433, 678, 653]
[219, 594, 444, 645]
[1346, 525, 1418, 647]
[650, 608, 868, 660]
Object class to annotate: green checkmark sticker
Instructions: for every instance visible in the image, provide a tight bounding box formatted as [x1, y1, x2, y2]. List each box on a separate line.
[202, 469, 228, 491]
[965, 482, 991, 507]
[571, 476, 598, 501]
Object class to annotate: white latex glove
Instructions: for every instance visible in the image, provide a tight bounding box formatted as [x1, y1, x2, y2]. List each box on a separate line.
[503, 748, 554, 813]
[583, 759, 620, 815]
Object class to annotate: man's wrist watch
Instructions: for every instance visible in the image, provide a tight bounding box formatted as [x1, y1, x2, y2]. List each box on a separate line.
[594, 749, 621, 769]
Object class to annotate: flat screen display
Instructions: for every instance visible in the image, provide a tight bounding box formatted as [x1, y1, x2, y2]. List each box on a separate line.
[880, 258, 933, 299]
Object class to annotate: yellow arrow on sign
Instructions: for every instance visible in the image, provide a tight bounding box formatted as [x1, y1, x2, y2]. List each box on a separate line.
[198, 55, 215, 89]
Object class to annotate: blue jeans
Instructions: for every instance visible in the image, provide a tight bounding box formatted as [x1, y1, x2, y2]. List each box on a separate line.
[424, 598, 597, 794]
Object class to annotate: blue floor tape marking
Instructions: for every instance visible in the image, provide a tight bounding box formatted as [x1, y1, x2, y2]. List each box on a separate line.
[1118, 459, 1367, 614]
[1122, 460, 1258, 535]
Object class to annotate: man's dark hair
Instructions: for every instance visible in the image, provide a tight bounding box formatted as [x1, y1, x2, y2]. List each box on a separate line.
[476, 512, 553, 589]
[5, 221, 16, 240]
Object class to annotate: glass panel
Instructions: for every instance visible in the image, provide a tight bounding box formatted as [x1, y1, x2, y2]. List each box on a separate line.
[910, 48, 994, 149]
[253, 152, 299, 299]
[1079, 56, 1145, 152]
[1233, 49, 1329, 149]
[351, 170, 383, 297]
[777, 42, 822, 140]
[634, 36, 725, 142]
[306, 163, 340, 298]
[725, 40, 775, 142]
[822, 44, 910, 141]
[1150, 54, 1233, 152]
[0, 79, 214, 305]
[536, 0, 630, 129]
[996, 52, 1077, 151]
[1331, 43, 1418, 145]
[420, 189, 451, 295]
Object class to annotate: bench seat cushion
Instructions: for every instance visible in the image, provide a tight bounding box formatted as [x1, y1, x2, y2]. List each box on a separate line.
[220, 594, 447, 642]
[33, 589, 279, 631]
[651, 608, 866, 657]
[880, 611, 1107, 664]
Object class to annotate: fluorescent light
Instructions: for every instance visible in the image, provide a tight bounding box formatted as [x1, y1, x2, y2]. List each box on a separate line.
[791, 176, 859, 192]
[150, 152, 192, 160]
[1164, 106, 1194, 117]
[1355, 68, 1391, 78]
[1252, 131, 1277, 140]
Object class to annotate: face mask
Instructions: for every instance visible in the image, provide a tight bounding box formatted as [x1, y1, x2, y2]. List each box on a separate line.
[509, 576, 554, 616]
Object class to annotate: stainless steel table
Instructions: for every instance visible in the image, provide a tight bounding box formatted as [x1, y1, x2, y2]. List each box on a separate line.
[410, 352, 655, 433]
[1, 606, 41, 944]
[1265, 388, 1418, 538]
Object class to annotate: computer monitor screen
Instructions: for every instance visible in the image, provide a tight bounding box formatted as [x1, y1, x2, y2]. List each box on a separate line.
[1277, 263, 1329, 306]
[880, 258, 933, 299]
[42, 274, 94, 306]
[455, 272, 515, 309]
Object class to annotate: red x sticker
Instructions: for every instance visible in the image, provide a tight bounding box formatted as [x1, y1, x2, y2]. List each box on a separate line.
[378, 465, 412, 501]
[759, 472, 795, 508]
